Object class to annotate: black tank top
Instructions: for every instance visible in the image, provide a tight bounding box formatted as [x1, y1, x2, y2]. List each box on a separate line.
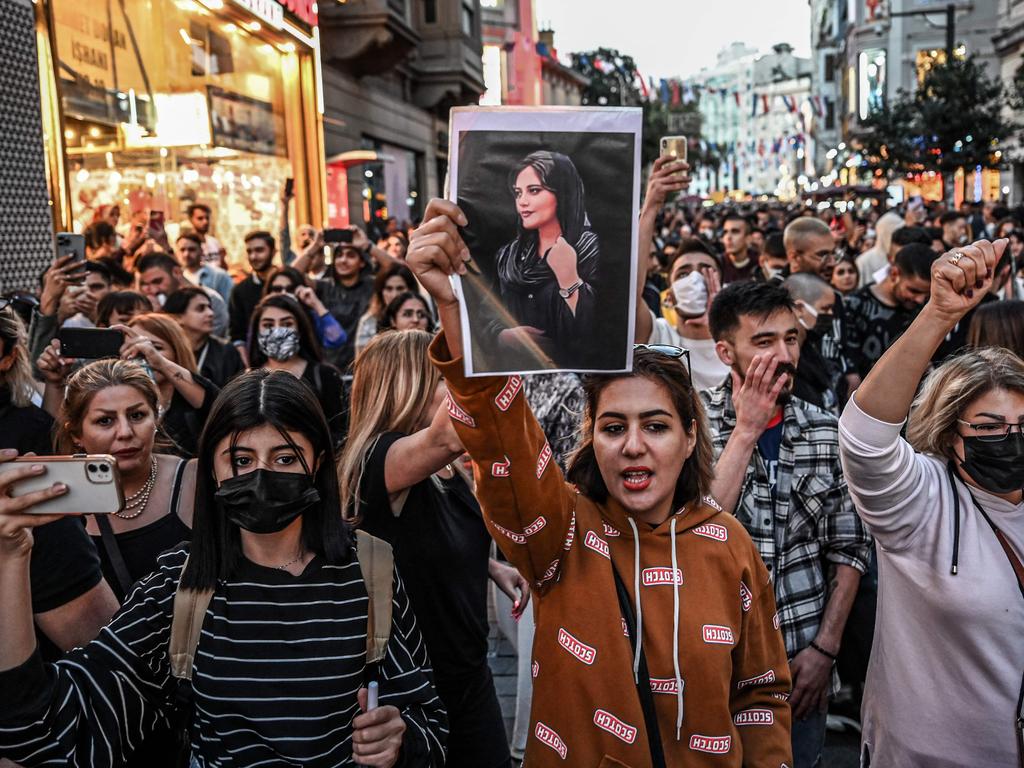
[91, 459, 192, 602]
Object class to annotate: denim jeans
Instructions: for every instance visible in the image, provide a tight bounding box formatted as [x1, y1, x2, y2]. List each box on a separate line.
[791, 710, 828, 768]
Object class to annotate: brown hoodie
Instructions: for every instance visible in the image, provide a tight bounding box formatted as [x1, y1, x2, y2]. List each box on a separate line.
[431, 336, 792, 768]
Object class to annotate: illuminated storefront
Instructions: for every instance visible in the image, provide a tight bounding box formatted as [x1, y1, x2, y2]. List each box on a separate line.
[35, 0, 325, 266]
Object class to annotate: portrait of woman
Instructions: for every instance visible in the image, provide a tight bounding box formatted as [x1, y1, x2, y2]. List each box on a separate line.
[489, 151, 600, 367]
[450, 109, 641, 376]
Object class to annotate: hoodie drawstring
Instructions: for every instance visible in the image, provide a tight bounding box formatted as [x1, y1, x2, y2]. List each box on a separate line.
[626, 517, 643, 685]
[670, 517, 684, 740]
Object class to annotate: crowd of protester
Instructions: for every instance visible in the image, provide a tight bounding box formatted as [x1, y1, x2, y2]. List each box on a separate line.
[0, 154, 1020, 768]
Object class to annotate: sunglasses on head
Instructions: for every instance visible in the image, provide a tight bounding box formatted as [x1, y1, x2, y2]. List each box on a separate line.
[633, 343, 692, 380]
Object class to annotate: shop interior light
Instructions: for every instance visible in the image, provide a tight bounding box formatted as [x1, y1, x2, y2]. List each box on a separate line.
[64, 129, 76, 141]
[223, 23, 238, 33]
[76, 169, 89, 183]
[279, 42, 296, 53]
[199, 0, 224, 8]
[179, 28, 192, 45]
[88, 126, 101, 138]
[246, 21, 261, 31]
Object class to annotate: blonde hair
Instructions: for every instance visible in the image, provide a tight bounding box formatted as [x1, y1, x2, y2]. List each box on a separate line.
[0, 310, 37, 408]
[907, 347, 1024, 457]
[56, 359, 161, 453]
[129, 313, 198, 373]
[337, 330, 441, 521]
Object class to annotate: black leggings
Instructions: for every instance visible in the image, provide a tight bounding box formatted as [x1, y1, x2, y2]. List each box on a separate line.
[436, 666, 511, 768]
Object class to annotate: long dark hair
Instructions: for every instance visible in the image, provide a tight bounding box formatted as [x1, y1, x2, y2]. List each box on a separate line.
[263, 266, 308, 298]
[508, 150, 589, 246]
[566, 349, 714, 508]
[380, 292, 435, 333]
[369, 263, 418, 318]
[246, 294, 323, 368]
[180, 369, 352, 589]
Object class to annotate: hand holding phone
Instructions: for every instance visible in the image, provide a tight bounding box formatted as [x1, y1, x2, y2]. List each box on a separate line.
[0, 454, 122, 517]
[57, 327, 125, 360]
[660, 135, 688, 162]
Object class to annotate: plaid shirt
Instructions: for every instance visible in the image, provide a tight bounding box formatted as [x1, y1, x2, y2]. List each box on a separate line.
[702, 381, 872, 661]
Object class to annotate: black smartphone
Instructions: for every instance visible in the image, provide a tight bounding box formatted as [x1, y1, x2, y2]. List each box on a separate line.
[56, 232, 86, 263]
[284, 177, 295, 198]
[323, 228, 354, 244]
[57, 328, 125, 360]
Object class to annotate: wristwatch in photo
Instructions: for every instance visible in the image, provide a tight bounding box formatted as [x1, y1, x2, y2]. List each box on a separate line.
[558, 279, 584, 299]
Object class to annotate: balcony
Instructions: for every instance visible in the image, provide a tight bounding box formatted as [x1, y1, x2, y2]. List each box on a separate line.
[318, 0, 420, 77]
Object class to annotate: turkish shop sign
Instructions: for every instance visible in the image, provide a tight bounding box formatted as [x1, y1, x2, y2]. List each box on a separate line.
[233, 0, 317, 31]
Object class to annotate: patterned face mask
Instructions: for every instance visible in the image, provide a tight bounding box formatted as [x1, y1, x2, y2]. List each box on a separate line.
[257, 326, 300, 361]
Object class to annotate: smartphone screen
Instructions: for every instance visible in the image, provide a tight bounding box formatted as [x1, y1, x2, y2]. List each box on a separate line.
[57, 327, 125, 360]
[284, 178, 295, 198]
[56, 233, 86, 263]
[323, 228, 354, 244]
[148, 210, 165, 233]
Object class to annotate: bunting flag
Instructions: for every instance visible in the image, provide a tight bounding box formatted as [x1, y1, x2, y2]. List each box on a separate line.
[762, 94, 770, 114]
[812, 95, 824, 117]
[734, 91, 742, 107]
[636, 71, 650, 99]
[670, 80, 681, 106]
[751, 94, 758, 117]
[660, 79, 670, 104]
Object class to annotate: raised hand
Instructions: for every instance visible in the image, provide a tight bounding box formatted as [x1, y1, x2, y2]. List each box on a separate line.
[928, 239, 1007, 324]
[544, 236, 579, 289]
[642, 155, 691, 214]
[407, 199, 471, 307]
[0, 451, 68, 559]
[36, 339, 75, 385]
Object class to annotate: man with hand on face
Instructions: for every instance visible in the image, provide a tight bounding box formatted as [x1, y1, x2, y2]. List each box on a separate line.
[843, 243, 939, 379]
[135, 251, 228, 337]
[702, 281, 871, 768]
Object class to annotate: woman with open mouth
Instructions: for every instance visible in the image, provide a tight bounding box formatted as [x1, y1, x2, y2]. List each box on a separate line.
[406, 194, 793, 767]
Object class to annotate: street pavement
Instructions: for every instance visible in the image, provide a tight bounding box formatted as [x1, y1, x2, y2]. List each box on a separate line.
[486, 609, 860, 767]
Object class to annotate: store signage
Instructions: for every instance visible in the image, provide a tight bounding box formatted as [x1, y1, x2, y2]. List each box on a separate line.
[282, 0, 317, 27]
[233, 0, 284, 29]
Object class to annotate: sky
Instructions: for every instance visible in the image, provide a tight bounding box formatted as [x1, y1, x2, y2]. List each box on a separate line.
[533, 0, 812, 80]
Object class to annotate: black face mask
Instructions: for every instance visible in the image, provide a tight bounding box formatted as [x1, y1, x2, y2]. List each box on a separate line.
[214, 469, 321, 534]
[959, 433, 1024, 495]
[812, 313, 833, 336]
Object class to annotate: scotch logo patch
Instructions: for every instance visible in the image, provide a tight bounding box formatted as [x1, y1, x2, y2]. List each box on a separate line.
[773, 612, 781, 630]
[702, 494, 722, 511]
[602, 522, 620, 537]
[535, 722, 567, 759]
[584, 531, 610, 559]
[491, 521, 525, 544]
[541, 559, 560, 583]
[621, 617, 629, 636]
[737, 669, 776, 690]
[740, 581, 752, 612]
[445, 395, 475, 427]
[689, 734, 731, 754]
[692, 523, 728, 542]
[642, 567, 683, 586]
[734, 708, 774, 726]
[650, 677, 681, 695]
[490, 456, 510, 478]
[702, 624, 735, 645]
[523, 516, 547, 537]
[593, 709, 637, 744]
[532, 660, 539, 678]
[536, 443, 553, 478]
[495, 375, 523, 411]
[562, 512, 576, 551]
[558, 627, 596, 665]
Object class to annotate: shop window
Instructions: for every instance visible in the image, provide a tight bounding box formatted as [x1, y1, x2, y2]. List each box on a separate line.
[825, 99, 835, 131]
[824, 53, 835, 83]
[424, 0, 437, 24]
[461, 0, 475, 36]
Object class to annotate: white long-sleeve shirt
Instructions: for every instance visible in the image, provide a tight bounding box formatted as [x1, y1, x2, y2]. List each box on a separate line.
[838, 396, 1024, 768]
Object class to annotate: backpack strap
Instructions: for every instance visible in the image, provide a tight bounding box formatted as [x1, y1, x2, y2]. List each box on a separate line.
[355, 530, 393, 664]
[169, 555, 215, 681]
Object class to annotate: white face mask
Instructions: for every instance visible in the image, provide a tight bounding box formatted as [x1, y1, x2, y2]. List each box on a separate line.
[671, 271, 708, 318]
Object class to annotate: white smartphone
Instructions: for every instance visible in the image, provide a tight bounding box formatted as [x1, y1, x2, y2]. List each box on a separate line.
[1, 455, 124, 515]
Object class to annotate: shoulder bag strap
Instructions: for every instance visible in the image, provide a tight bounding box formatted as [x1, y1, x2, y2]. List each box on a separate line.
[355, 530, 394, 665]
[168, 459, 188, 517]
[94, 513, 133, 598]
[611, 563, 667, 768]
[169, 555, 215, 681]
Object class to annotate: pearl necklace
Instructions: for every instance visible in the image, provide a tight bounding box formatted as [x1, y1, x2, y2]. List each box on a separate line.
[115, 458, 157, 520]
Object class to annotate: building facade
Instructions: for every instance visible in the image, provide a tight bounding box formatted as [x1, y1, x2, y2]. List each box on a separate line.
[831, 0, 1001, 201]
[994, 0, 1024, 203]
[33, 0, 324, 267]
[319, 0, 485, 232]
[693, 43, 812, 199]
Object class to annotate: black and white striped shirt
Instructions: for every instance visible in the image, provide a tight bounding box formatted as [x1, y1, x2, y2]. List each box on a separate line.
[0, 546, 447, 767]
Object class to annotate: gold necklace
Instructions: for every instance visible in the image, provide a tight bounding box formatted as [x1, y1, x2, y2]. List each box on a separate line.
[115, 458, 158, 520]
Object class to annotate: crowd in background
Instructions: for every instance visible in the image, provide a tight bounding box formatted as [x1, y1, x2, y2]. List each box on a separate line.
[0, 157, 1020, 768]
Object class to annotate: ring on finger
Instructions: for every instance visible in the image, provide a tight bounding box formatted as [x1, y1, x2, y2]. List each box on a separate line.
[949, 251, 964, 266]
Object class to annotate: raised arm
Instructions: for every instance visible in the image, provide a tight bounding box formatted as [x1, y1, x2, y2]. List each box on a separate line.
[409, 200, 578, 588]
[635, 156, 690, 344]
[852, 239, 1005, 424]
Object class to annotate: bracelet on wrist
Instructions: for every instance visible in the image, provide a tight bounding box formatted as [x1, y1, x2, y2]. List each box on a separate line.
[808, 640, 838, 662]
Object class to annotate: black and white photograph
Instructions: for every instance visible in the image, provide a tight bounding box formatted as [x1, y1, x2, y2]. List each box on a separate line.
[448, 107, 642, 375]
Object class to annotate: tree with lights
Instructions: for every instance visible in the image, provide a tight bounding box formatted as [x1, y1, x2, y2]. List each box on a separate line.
[859, 56, 1011, 201]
